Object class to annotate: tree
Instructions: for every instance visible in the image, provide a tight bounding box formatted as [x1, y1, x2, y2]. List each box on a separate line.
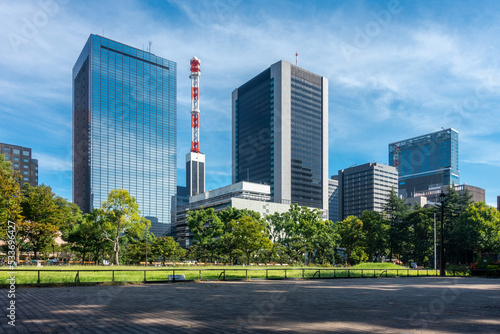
[225, 216, 272, 265]
[101, 189, 142, 265]
[441, 187, 473, 264]
[454, 202, 500, 263]
[186, 208, 223, 261]
[335, 216, 367, 265]
[266, 204, 335, 264]
[407, 206, 434, 266]
[361, 211, 389, 262]
[383, 188, 410, 260]
[20, 184, 79, 260]
[0, 154, 24, 263]
[64, 209, 111, 264]
[151, 236, 185, 265]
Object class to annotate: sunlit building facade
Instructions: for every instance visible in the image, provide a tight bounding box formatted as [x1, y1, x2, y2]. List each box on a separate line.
[73, 34, 177, 236]
[389, 128, 459, 198]
[232, 61, 328, 210]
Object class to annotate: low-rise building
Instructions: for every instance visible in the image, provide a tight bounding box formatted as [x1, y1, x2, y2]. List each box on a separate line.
[175, 181, 326, 248]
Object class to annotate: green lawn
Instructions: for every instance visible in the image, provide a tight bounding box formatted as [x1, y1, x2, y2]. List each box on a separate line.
[351, 262, 407, 269]
[0, 264, 442, 285]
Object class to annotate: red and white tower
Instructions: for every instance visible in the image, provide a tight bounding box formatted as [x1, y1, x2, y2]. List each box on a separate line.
[190, 57, 201, 153]
[186, 57, 205, 197]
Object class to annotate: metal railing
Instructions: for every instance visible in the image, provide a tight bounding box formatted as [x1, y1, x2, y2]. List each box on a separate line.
[1, 268, 498, 285]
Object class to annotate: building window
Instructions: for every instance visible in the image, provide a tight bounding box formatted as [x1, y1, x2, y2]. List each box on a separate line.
[23, 177, 29, 181]
[23, 165, 28, 169]
[23, 171, 28, 175]
[5, 156, 9, 160]
[14, 157, 19, 162]
[23, 159, 28, 162]
[3, 147, 10, 153]
[13, 149, 20, 154]
[23, 151, 29, 156]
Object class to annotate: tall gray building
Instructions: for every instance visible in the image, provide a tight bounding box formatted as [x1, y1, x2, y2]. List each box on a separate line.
[232, 60, 328, 209]
[338, 162, 398, 220]
[0, 143, 38, 187]
[328, 176, 339, 222]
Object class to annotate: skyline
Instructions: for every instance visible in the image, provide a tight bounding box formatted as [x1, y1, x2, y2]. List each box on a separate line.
[1, 0, 500, 206]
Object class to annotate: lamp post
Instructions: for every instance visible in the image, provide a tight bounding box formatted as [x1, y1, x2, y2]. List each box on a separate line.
[439, 192, 446, 277]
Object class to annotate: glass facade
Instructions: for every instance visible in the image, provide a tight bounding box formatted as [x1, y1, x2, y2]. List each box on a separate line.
[234, 69, 272, 185]
[389, 128, 459, 198]
[73, 34, 176, 236]
[290, 69, 323, 208]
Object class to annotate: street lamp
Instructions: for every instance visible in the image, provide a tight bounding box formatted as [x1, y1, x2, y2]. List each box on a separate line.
[439, 191, 446, 277]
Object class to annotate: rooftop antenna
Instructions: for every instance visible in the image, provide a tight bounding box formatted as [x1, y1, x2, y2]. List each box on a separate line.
[148, 41, 152, 53]
[296, 52, 298, 66]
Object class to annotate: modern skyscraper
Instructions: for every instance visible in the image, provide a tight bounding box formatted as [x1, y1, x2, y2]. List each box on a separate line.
[338, 162, 398, 220]
[232, 60, 328, 209]
[389, 128, 459, 198]
[328, 176, 339, 222]
[73, 34, 177, 236]
[0, 143, 38, 187]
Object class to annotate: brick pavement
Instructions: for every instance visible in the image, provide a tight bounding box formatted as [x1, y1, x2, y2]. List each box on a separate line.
[1, 277, 499, 333]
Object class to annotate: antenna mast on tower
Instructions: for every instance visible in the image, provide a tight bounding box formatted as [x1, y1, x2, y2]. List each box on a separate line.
[190, 57, 201, 153]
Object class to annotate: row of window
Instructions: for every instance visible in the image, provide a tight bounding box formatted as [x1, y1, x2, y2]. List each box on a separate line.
[2, 147, 30, 155]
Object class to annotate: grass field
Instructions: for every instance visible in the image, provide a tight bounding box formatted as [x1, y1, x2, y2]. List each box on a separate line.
[0, 263, 443, 285]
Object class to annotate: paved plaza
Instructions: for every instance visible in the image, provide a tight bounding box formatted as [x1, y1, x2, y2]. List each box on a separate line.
[1, 277, 499, 333]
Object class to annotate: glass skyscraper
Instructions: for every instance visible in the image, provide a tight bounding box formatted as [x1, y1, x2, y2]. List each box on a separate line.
[232, 61, 328, 210]
[388, 128, 459, 198]
[73, 34, 177, 236]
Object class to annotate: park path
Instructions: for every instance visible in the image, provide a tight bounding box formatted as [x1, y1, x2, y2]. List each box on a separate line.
[1, 277, 499, 333]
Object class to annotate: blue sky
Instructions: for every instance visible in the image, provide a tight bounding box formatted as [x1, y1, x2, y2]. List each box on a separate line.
[1, 0, 499, 207]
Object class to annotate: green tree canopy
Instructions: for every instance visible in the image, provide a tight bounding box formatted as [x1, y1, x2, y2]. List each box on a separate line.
[335, 216, 367, 265]
[101, 189, 142, 265]
[151, 236, 185, 265]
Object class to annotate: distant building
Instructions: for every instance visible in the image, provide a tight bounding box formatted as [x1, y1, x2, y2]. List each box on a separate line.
[232, 60, 328, 210]
[497, 196, 500, 211]
[338, 163, 398, 220]
[72, 34, 177, 232]
[413, 184, 485, 203]
[328, 176, 339, 222]
[389, 128, 459, 198]
[0, 143, 38, 187]
[175, 181, 326, 248]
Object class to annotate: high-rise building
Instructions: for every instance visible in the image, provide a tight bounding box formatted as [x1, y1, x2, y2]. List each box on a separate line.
[338, 162, 398, 220]
[73, 34, 177, 236]
[389, 128, 459, 198]
[0, 143, 38, 187]
[232, 60, 328, 209]
[328, 176, 339, 222]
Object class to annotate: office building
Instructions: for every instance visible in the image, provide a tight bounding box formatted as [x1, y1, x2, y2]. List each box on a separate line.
[0, 143, 38, 187]
[232, 60, 328, 210]
[328, 176, 339, 222]
[413, 184, 485, 204]
[73, 34, 177, 234]
[389, 128, 459, 198]
[338, 162, 398, 220]
[175, 181, 326, 248]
